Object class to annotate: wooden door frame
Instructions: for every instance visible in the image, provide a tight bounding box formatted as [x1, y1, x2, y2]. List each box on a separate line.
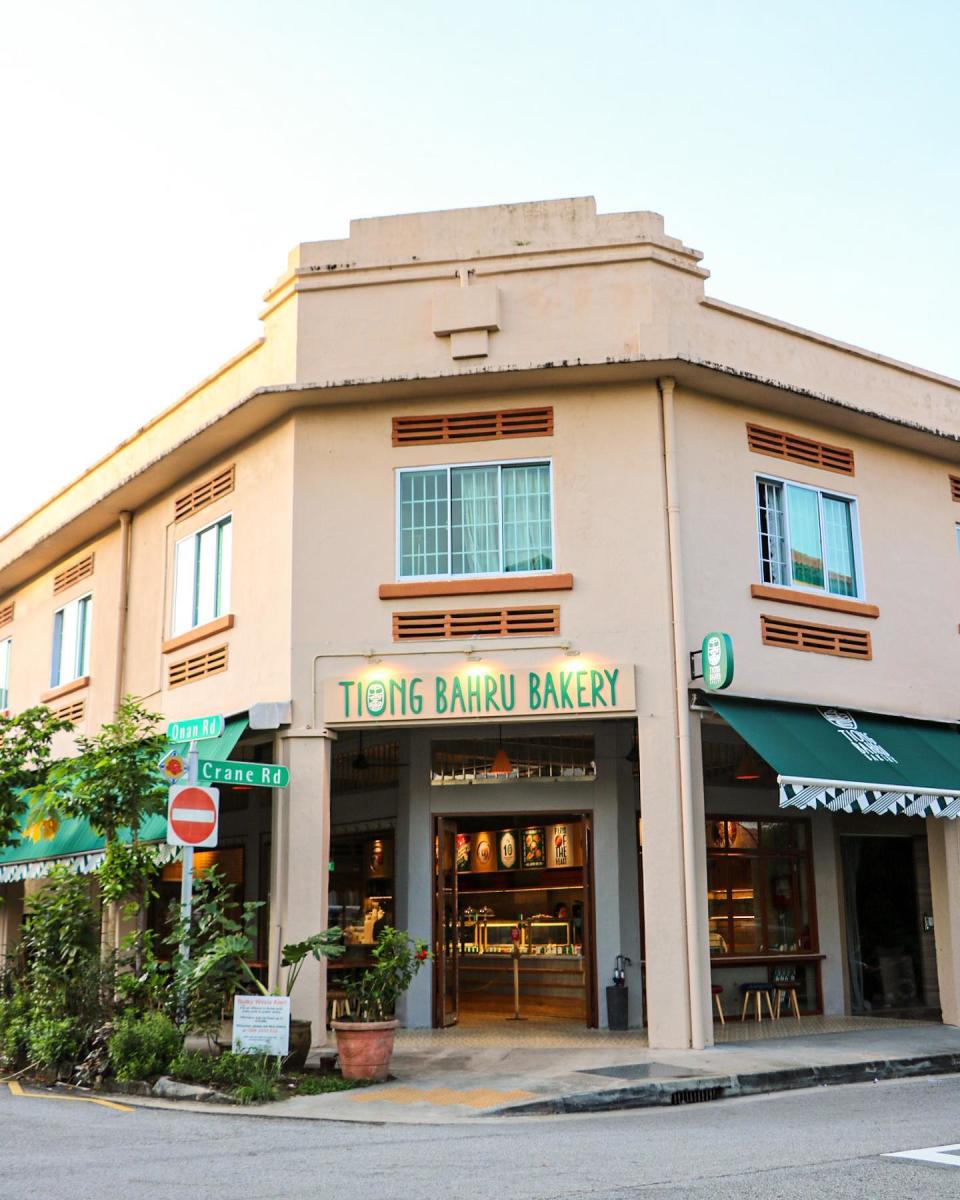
[432, 816, 459, 1027]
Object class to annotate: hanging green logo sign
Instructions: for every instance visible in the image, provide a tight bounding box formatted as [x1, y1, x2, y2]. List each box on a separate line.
[702, 632, 734, 690]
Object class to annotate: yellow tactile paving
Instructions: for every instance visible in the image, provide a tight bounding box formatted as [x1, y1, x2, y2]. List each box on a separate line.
[350, 1084, 535, 1109]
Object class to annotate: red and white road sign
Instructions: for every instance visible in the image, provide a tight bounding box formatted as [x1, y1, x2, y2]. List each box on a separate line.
[167, 784, 219, 848]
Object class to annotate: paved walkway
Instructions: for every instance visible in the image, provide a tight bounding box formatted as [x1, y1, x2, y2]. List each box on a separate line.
[107, 1015, 960, 1124]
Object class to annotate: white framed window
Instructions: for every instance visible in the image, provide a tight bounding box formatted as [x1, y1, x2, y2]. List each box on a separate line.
[172, 514, 232, 636]
[0, 638, 10, 710]
[51, 595, 92, 687]
[397, 460, 554, 580]
[756, 475, 863, 598]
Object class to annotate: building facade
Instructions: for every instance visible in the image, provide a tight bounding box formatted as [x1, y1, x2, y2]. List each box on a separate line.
[2, 197, 960, 1050]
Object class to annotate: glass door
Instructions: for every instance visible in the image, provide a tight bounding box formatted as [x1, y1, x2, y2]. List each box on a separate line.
[433, 817, 459, 1027]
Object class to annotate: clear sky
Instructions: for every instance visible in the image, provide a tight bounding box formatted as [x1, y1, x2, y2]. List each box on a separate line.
[2, 0, 958, 531]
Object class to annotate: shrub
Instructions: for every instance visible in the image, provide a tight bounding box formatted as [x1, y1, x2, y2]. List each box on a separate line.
[168, 1049, 215, 1085]
[232, 1053, 281, 1105]
[28, 1016, 82, 1070]
[0, 989, 30, 1068]
[294, 1074, 358, 1095]
[107, 1011, 183, 1082]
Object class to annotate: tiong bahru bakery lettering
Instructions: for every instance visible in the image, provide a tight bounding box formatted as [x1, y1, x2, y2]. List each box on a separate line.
[325, 663, 636, 724]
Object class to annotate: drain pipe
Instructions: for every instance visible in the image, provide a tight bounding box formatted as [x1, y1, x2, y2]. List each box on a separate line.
[659, 377, 707, 1050]
[113, 511, 133, 714]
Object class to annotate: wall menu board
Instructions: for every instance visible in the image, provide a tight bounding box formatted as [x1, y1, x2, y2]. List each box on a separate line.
[497, 829, 518, 871]
[521, 826, 546, 869]
[471, 830, 497, 873]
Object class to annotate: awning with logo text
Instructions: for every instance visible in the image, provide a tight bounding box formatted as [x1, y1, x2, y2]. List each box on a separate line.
[706, 696, 960, 819]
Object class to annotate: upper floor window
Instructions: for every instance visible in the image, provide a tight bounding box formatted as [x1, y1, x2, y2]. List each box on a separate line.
[52, 595, 91, 687]
[756, 477, 861, 598]
[172, 515, 232, 636]
[0, 638, 10, 709]
[398, 461, 553, 579]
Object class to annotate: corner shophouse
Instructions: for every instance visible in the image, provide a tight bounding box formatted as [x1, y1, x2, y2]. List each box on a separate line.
[2, 197, 960, 1052]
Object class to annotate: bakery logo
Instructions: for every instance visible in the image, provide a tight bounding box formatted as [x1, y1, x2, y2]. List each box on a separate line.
[365, 682, 386, 716]
[818, 709, 897, 764]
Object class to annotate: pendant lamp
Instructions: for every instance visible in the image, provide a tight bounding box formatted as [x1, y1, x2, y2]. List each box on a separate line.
[490, 727, 512, 776]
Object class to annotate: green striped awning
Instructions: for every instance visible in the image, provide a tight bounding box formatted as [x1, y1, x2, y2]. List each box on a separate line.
[706, 696, 960, 820]
[0, 716, 247, 883]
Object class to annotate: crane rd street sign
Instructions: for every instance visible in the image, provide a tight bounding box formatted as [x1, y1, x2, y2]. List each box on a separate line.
[198, 759, 290, 789]
[167, 785, 220, 848]
[166, 714, 225, 743]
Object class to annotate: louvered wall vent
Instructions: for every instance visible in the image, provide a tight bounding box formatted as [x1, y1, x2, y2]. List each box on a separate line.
[55, 700, 85, 724]
[0, 601, 13, 629]
[747, 423, 855, 476]
[53, 554, 94, 595]
[761, 614, 871, 660]
[174, 465, 235, 522]
[168, 644, 229, 688]
[392, 406, 553, 447]
[393, 605, 560, 641]
[949, 475, 960, 502]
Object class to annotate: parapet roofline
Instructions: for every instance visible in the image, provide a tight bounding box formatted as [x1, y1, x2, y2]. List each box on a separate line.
[2, 352, 960, 595]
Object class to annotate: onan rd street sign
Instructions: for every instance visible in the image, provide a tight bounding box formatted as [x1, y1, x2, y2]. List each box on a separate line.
[198, 759, 290, 789]
[167, 715, 225, 743]
[167, 785, 220, 848]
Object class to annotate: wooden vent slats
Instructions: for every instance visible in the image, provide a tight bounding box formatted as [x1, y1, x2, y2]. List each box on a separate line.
[53, 554, 94, 595]
[168, 644, 229, 688]
[747, 423, 855, 476]
[761, 614, 871, 660]
[392, 407, 553, 447]
[174, 465, 235, 522]
[393, 605, 560, 641]
[54, 700, 85, 724]
[0, 601, 13, 629]
[949, 475, 960, 502]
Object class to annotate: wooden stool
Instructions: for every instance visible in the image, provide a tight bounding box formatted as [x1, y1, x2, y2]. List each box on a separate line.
[739, 982, 776, 1021]
[774, 981, 801, 1020]
[711, 984, 725, 1024]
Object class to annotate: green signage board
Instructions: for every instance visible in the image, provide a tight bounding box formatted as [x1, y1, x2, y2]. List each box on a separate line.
[167, 714, 225, 743]
[702, 632, 734, 691]
[198, 759, 290, 789]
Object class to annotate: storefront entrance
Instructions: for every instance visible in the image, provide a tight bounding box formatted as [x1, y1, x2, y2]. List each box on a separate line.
[433, 812, 597, 1027]
[841, 835, 929, 1014]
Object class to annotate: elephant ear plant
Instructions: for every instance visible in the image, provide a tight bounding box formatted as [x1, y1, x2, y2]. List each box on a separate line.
[186, 927, 345, 1000]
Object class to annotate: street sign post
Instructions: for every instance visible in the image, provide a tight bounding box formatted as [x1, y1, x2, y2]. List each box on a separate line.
[198, 759, 290, 789]
[167, 784, 220, 848]
[166, 714, 225, 743]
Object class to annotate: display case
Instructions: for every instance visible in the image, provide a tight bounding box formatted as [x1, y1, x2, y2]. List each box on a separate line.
[527, 919, 571, 951]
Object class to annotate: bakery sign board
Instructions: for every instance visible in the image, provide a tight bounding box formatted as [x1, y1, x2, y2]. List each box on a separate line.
[324, 664, 636, 725]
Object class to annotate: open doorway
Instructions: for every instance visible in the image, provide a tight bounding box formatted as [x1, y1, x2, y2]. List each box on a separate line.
[433, 812, 597, 1027]
[842, 836, 926, 1015]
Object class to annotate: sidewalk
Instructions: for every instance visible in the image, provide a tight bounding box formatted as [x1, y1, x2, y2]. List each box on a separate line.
[112, 1015, 960, 1124]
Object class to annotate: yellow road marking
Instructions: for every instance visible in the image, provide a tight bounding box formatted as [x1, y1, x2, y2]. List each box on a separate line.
[6, 1079, 133, 1112]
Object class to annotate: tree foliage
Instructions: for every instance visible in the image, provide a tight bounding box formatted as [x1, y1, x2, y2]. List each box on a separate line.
[0, 706, 73, 852]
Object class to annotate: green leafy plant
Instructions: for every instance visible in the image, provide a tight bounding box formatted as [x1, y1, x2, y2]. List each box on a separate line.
[169, 1049, 283, 1102]
[107, 1010, 183, 1082]
[186, 927, 344, 1002]
[293, 1073, 359, 1095]
[27, 1016, 83, 1070]
[342, 927, 430, 1022]
[233, 1052, 283, 1105]
[0, 706, 72, 855]
[165, 867, 263, 1037]
[27, 697, 168, 974]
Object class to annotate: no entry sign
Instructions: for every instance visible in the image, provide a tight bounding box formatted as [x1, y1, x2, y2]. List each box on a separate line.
[167, 784, 220, 848]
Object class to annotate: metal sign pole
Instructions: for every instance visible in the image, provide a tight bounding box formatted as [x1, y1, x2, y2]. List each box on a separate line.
[178, 740, 198, 1004]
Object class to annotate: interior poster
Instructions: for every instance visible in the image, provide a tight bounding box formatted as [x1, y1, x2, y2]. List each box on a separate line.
[497, 829, 518, 871]
[522, 826, 546, 869]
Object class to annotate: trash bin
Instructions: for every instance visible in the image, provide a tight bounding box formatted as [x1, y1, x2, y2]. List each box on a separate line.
[606, 985, 629, 1030]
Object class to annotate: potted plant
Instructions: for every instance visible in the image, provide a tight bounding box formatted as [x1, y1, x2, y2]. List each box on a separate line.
[334, 927, 430, 1082]
[186, 928, 344, 1070]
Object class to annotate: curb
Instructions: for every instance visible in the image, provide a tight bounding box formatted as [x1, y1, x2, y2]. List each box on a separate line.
[493, 1052, 960, 1116]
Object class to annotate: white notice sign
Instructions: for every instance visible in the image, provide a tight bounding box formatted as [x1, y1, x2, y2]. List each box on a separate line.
[232, 995, 291, 1056]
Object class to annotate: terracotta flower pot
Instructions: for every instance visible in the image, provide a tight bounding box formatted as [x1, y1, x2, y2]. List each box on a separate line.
[332, 1018, 398, 1082]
